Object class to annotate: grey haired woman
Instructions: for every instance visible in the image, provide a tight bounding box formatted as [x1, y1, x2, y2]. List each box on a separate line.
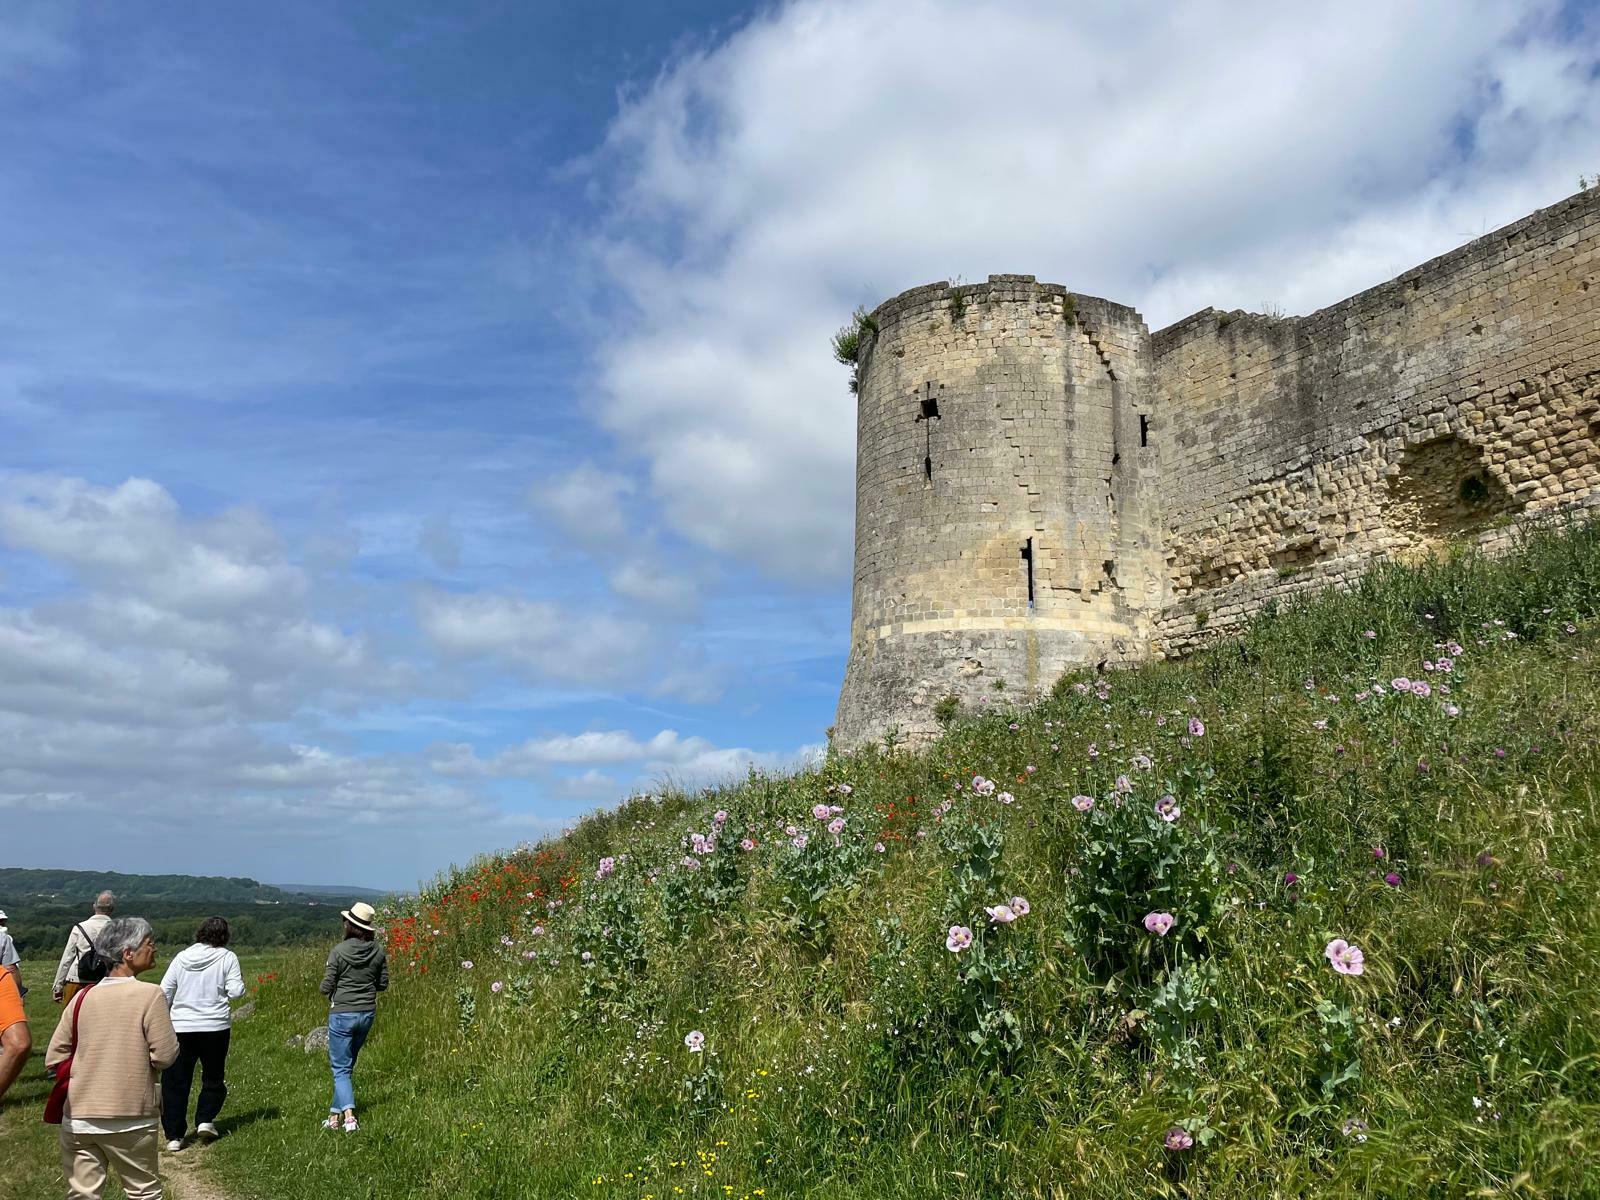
[45, 917, 178, 1200]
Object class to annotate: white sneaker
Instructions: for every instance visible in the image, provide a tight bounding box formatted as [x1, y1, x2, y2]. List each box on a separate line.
[196, 1122, 219, 1141]
[166, 1139, 184, 1153]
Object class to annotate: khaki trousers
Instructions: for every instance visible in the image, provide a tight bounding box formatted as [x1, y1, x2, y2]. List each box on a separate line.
[59, 1128, 163, 1200]
[59, 981, 83, 1005]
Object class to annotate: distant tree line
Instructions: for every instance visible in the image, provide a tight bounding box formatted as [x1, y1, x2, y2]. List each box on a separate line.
[0, 867, 294, 905]
[0, 867, 379, 958]
[3, 900, 339, 959]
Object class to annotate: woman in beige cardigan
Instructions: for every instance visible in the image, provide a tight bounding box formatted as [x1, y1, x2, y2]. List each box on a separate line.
[45, 917, 178, 1200]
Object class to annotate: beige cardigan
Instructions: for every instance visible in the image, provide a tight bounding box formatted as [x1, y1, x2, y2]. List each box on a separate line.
[45, 978, 179, 1120]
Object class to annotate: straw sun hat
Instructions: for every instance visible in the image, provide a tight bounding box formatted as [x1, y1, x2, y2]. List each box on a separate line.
[341, 901, 377, 931]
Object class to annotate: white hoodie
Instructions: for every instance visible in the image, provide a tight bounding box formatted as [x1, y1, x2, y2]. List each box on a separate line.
[160, 944, 246, 1032]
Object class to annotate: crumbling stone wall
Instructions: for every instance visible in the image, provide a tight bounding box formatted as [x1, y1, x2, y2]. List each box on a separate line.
[835, 189, 1600, 748]
[1152, 187, 1600, 652]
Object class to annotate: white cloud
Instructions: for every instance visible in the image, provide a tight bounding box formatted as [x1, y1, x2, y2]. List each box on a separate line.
[0, 475, 306, 615]
[528, 463, 636, 545]
[417, 588, 653, 684]
[587, 0, 1598, 581]
[0, 473, 544, 884]
[433, 727, 821, 787]
[608, 556, 701, 616]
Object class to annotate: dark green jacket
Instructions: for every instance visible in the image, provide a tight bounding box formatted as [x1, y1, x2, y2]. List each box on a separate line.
[319, 938, 389, 1013]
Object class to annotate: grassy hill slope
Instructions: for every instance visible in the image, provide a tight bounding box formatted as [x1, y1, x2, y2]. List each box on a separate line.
[200, 521, 1600, 1199]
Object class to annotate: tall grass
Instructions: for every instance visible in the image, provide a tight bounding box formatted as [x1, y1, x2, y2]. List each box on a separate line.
[193, 519, 1600, 1199]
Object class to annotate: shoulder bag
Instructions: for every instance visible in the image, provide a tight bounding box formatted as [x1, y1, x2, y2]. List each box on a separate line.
[43, 983, 94, 1125]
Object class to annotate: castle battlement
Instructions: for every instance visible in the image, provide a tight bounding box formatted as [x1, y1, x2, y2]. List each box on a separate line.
[835, 188, 1600, 747]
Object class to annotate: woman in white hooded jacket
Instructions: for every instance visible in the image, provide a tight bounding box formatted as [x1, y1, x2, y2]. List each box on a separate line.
[158, 917, 245, 1151]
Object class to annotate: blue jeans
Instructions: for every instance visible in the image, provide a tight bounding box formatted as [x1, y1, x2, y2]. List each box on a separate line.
[326, 1010, 375, 1113]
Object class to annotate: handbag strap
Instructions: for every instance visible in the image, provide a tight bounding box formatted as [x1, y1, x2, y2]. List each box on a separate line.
[67, 982, 93, 1053]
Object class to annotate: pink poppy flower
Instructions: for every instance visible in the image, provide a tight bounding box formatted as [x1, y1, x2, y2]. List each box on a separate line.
[1163, 1127, 1193, 1151]
[684, 1030, 705, 1053]
[1188, 717, 1205, 737]
[1009, 896, 1030, 916]
[1072, 795, 1095, 812]
[1325, 938, 1365, 976]
[1155, 795, 1181, 822]
[946, 925, 973, 952]
[1143, 912, 1175, 936]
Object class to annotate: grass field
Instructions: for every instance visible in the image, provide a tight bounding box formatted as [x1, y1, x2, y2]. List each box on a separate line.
[7, 521, 1600, 1199]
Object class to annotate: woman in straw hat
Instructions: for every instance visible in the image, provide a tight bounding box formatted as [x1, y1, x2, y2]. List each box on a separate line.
[318, 902, 388, 1132]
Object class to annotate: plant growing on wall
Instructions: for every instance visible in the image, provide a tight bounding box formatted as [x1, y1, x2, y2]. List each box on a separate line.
[948, 285, 968, 324]
[831, 305, 878, 394]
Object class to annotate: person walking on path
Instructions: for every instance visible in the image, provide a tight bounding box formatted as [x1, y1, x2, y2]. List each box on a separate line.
[0, 966, 29, 1104]
[158, 917, 245, 1151]
[318, 902, 387, 1133]
[54, 892, 116, 1004]
[45, 917, 178, 1200]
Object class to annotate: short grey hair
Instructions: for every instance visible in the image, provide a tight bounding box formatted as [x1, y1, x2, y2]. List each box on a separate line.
[93, 891, 116, 914]
[95, 917, 153, 965]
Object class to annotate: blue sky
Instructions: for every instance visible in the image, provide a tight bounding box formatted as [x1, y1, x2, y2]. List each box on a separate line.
[2, 1, 1596, 889]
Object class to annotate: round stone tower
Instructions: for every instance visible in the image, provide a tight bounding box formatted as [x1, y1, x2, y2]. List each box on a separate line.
[833, 275, 1166, 748]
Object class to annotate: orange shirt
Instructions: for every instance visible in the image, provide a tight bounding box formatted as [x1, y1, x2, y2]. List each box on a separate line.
[0, 971, 25, 1035]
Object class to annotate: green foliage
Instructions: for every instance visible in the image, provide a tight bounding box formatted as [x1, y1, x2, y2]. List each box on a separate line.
[931, 694, 961, 727]
[948, 285, 967, 324]
[1058, 766, 1225, 984]
[830, 306, 878, 394]
[0, 867, 376, 957]
[3, 899, 335, 958]
[35, 517, 1598, 1200]
[0, 866, 292, 904]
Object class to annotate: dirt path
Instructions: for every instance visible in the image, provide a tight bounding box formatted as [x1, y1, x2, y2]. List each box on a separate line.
[162, 1146, 234, 1200]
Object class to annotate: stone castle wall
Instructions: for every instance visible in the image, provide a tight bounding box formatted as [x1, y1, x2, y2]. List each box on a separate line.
[1152, 187, 1600, 652]
[834, 189, 1600, 747]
